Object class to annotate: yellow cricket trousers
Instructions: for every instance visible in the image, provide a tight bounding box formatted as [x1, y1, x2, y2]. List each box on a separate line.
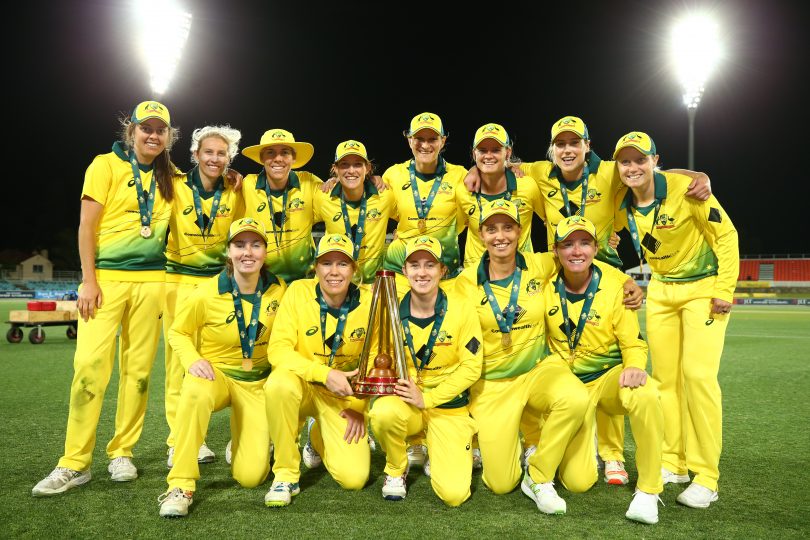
[162, 280, 203, 447]
[167, 369, 269, 492]
[369, 396, 476, 507]
[559, 365, 664, 494]
[520, 408, 625, 462]
[469, 357, 590, 494]
[647, 277, 729, 492]
[58, 280, 163, 471]
[265, 369, 369, 489]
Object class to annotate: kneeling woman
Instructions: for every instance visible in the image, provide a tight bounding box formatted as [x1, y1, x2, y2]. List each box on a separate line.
[263, 234, 371, 507]
[159, 218, 287, 517]
[369, 237, 483, 506]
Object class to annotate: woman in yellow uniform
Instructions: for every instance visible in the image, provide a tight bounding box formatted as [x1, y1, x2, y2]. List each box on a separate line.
[313, 140, 395, 284]
[163, 125, 245, 467]
[263, 234, 371, 507]
[458, 123, 545, 267]
[241, 129, 321, 283]
[382, 112, 469, 289]
[33, 101, 178, 496]
[453, 199, 590, 514]
[369, 236, 482, 506]
[157, 218, 286, 517]
[613, 131, 738, 509]
[544, 216, 664, 524]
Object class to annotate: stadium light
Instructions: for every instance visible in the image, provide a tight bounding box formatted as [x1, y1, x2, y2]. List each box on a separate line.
[133, 0, 193, 97]
[670, 13, 722, 169]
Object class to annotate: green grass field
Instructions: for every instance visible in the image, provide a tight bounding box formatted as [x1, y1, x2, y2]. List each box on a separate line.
[1, 299, 808, 538]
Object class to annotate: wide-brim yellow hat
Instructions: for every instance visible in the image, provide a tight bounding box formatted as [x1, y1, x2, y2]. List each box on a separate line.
[555, 215, 596, 243]
[316, 234, 356, 261]
[241, 129, 314, 168]
[404, 236, 442, 263]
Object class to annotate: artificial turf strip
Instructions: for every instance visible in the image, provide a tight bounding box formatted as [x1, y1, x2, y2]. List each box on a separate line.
[1, 300, 808, 539]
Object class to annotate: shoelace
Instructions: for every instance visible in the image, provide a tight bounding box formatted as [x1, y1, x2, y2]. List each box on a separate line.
[158, 488, 184, 504]
[48, 467, 76, 480]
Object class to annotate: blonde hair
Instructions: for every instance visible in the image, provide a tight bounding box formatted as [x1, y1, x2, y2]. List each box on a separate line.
[190, 125, 242, 164]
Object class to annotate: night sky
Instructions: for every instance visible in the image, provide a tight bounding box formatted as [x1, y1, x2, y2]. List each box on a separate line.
[7, 0, 808, 270]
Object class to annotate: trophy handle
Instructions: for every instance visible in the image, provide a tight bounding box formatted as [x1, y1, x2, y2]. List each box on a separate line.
[354, 277, 381, 385]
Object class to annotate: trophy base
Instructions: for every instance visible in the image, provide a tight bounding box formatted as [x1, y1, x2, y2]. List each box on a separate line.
[353, 376, 399, 396]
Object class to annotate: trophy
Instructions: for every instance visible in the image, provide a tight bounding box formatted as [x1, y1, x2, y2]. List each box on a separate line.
[353, 270, 409, 396]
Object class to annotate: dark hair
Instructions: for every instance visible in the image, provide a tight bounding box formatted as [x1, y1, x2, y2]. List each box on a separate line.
[120, 119, 178, 202]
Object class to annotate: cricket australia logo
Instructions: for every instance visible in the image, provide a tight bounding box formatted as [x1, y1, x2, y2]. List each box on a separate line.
[525, 278, 541, 296]
[270, 130, 286, 140]
[289, 198, 305, 210]
[586, 188, 602, 203]
[267, 300, 279, 313]
[585, 309, 601, 326]
[438, 181, 453, 194]
[436, 330, 453, 345]
[656, 214, 675, 229]
[367, 208, 383, 220]
[349, 327, 366, 342]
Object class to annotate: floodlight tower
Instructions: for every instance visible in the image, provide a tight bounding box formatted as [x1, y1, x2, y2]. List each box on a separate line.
[670, 14, 722, 169]
[134, 0, 193, 97]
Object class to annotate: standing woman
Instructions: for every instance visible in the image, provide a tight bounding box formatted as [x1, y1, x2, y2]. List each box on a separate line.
[382, 113, 468, 290]
[369, 236, 482, 506]
[453, 199, 590, 514]
[263, 234, 371, 507]
[163, 125, 245, 467]
[613, 132, 738, 509]
[458, 123, 545, 267]
[158, 218, 287, 517]
[241, 129, 321, 284]
[313, 140, 395, 284]
[33, 101, 178, 496]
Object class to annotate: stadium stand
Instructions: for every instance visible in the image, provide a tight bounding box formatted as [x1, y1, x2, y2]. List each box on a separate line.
[738, 258, 810, 282]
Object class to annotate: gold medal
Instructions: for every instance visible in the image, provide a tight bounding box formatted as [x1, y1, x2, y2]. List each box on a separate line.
[242, 358, 253, 371]
[416, 372, 423, 385]
[417, 218, 426, 232]
[501, 333, 512, 348]
[568, 350, 576, 364]
[140, 225, 152, 238]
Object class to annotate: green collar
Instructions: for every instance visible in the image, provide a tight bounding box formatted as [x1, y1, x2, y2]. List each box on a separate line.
[620, 171, 668, 209]
[255, 169, 301, 191]
[112, 141, 153, 172]
[188, 166, 224, 197]
[217, 269, 280, 295]
[329, 177, 380, 199]
[549, 150, 602, 184]
[476, 251, 528, 285]
[315, 282, 362, 315]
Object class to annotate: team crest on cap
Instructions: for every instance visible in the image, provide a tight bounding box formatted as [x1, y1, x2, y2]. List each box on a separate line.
[327, 234, 344, 244]
[270, 131, 286, 139]
[145, 102, 163, 113]
[558, 117, 576, 126]
[344, 141, 360, 149]
[417, 114, 435, 124]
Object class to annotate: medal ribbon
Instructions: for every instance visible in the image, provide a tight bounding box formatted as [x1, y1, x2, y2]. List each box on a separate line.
[482, 266, 522, 337]
[339, 191, 367, 261]
[558, 160, 590, 217]
[230, 276, 265, 362]
[261, 172, 289, 248]
[555, 265, 601, 361]
[401, 289, 448, 376]
[408, 158, 446, 224]
[625, 201, 662, 268]
[190, 167, 224, 239]
[318, 288, 352, 367]
[128, 150, 156, 232]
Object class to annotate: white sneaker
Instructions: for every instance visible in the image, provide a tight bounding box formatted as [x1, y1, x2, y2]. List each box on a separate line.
[108, 457, 138, 482]
[158, 487, 193, 518]
[406, 444, 427, 469]
[604, 460, 629, 485]
[166, 447, 175, 469]
[197, 442, 216, 464]
[368, 435, 377, 452]
[225, 440, 232, 465]
[472, 448, 483, 470]
[382, 474, 407, 501]
[522, 445, 537, 470]
[676, 482, 718, 508]
[302, 441, 322, 469]
[520, 472, 566, 514]
[423, 458, 431, 478]
[661, 467, 691, 484]
[32, 467, 91, 497]
[625, 490, 661, 524]
[264, 481, 300, 507]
